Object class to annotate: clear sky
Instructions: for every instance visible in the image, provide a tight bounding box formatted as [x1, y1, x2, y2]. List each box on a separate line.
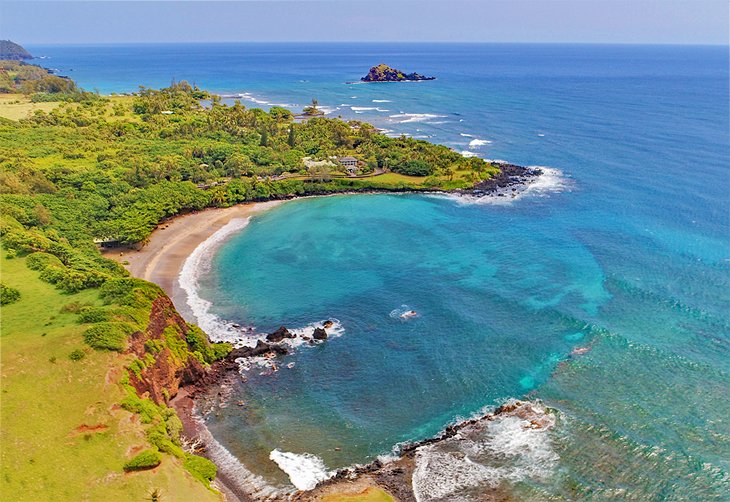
[2, 0, 728, 45]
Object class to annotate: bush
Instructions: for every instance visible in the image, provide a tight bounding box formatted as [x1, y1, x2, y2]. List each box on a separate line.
[186, 325, 231, 364]
[0, 283, 21, 305]
[68, 348, 85, 361]
[122, 449, 162, 472]
[392, 159, 433, 176]
[78, 306, 113, 323]
[83, 321, 137, 351]
[183, 454, 217, 485]
[26, 252, 63, 271]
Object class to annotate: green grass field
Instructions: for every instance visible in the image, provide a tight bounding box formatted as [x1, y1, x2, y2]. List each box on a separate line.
[0, 253, 220, 501]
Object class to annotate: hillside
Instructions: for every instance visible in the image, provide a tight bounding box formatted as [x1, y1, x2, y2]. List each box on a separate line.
[0, 40, 33, 60]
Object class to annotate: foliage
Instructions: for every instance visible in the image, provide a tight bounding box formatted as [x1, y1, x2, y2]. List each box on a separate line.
[183, 454, 217, 486]
[122, 449, 162, 472]
[68, 348, 85, 361]
[83, 321, 137, 351]
[186, 324, 231, 364]
[0, 281, 21, 304]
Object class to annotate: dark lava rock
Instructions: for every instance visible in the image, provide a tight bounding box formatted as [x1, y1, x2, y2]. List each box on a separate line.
[361, 64, 435, 82]
[313, 327, 328, 340]
[266, 326, 294, 343]
[323, 320, 334, 329]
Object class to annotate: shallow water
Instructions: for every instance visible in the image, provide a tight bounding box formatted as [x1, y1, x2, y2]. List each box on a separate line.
[36, 43, 730, 497]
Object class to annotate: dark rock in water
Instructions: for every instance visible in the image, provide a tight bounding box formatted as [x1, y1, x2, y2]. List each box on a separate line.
[323, 320, 334, 329]
[313, 327, 328, 340]
[266, 326, 294, 343]
[361, 64, 435, 82]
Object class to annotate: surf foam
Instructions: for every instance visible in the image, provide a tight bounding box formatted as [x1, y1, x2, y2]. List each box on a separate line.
[389, 113, 447, 123]
[468, 138, 492, 148]
[269, 450, 334, 491]
[412, 400, 558, 501]
[178, 202, 282, 346]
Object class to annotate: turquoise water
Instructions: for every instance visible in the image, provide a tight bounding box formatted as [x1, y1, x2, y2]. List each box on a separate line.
[35, 43, 730, 497]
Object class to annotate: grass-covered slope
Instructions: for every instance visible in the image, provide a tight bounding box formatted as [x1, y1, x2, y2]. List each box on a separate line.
[0, 254, 221, 501]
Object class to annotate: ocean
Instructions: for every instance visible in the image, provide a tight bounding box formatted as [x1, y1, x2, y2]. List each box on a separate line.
[29, 43, 730, 499]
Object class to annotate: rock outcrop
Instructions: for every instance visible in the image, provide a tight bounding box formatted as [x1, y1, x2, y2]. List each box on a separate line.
[361, 64, 435, 82]
[266, 326, 295, 343]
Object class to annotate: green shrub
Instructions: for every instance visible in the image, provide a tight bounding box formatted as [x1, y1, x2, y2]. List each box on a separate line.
[77, 306, 113, 323]
[122, 449, 162, 472]
[68, 348, 85, 361]
[26, 252, 63, 271]
[0, 283, 21, 305]
[183, 454, 217, 486]
[83, 321, 137, 351]
[186, 324, 231, 363]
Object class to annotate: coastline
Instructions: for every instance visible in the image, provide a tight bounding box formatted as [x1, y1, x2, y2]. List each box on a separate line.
[102, 201, 285, 320]
[103, 170, 548, 501]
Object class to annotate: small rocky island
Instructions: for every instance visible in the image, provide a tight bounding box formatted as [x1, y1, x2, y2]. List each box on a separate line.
[0, 40, 33, 60]
[361, 64, 435, 82]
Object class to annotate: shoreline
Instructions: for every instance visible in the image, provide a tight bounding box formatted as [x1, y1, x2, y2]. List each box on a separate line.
[105, 168, 547, 501]
[102, 201, 285, 320]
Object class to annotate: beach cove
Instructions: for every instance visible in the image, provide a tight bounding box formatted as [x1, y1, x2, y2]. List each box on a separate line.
[12, 42, 727, 501]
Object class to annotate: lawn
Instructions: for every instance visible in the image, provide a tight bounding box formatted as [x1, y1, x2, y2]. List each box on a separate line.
[0, 253, 220, 501]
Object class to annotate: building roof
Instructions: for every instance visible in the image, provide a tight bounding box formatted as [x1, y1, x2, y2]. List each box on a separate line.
[338, 156, 358, 162]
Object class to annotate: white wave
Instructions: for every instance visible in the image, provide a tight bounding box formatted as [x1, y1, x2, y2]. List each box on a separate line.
[191, 409, 285, 499]
[425, 121, 449, 124]
[178, 202, 282, 346]
[538, 133, 546, 137]
[372, 99, 392, 103]
[435, 167, 570, 207]
[412, 401, 558, 501]
[318, 106, 338, 115]
[523, 166, 571, 197]
[468, 138, 492, 148]
[460, 150, 478, 158]
[351, 106, 378, 111]
[389, 113, 447, 124]
[460, 133, 474, 137]
[269, 450, 334, 491]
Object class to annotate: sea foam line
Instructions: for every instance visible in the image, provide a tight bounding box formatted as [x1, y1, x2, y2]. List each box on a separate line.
[179, 202, 282, 346]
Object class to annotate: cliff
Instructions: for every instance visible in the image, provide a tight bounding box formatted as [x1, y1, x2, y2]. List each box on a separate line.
[126, 295, 209, 404]
[361, 64, 435, 82]
[0, 40, 33, 60]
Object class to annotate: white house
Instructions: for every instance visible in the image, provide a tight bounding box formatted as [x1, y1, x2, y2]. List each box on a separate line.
[338, 156, 359, 174]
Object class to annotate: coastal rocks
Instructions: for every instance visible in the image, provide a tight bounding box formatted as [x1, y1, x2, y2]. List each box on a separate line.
[266, 326, 295, 343]
[312, 327, 328, 340]
[361, 64, 435, 82]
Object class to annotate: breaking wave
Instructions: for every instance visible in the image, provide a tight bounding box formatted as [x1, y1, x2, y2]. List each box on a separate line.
[269, 450, 334, 491]
[412, 400, 559, 501]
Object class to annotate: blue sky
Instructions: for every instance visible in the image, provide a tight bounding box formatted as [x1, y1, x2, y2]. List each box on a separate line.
[2, 1, 728, 45]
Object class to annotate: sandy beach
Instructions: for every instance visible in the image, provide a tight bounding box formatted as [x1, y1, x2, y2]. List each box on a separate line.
[103, 201, 284, 319]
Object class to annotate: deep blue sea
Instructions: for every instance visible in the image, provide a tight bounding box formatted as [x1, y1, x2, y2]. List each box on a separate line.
[30, 43, 730, 499]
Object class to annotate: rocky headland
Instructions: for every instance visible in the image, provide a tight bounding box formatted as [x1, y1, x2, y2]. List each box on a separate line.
[361, 64, 435, 82]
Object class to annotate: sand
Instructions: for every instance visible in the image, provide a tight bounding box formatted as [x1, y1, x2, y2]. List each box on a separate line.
[103, 201, 284, 318]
